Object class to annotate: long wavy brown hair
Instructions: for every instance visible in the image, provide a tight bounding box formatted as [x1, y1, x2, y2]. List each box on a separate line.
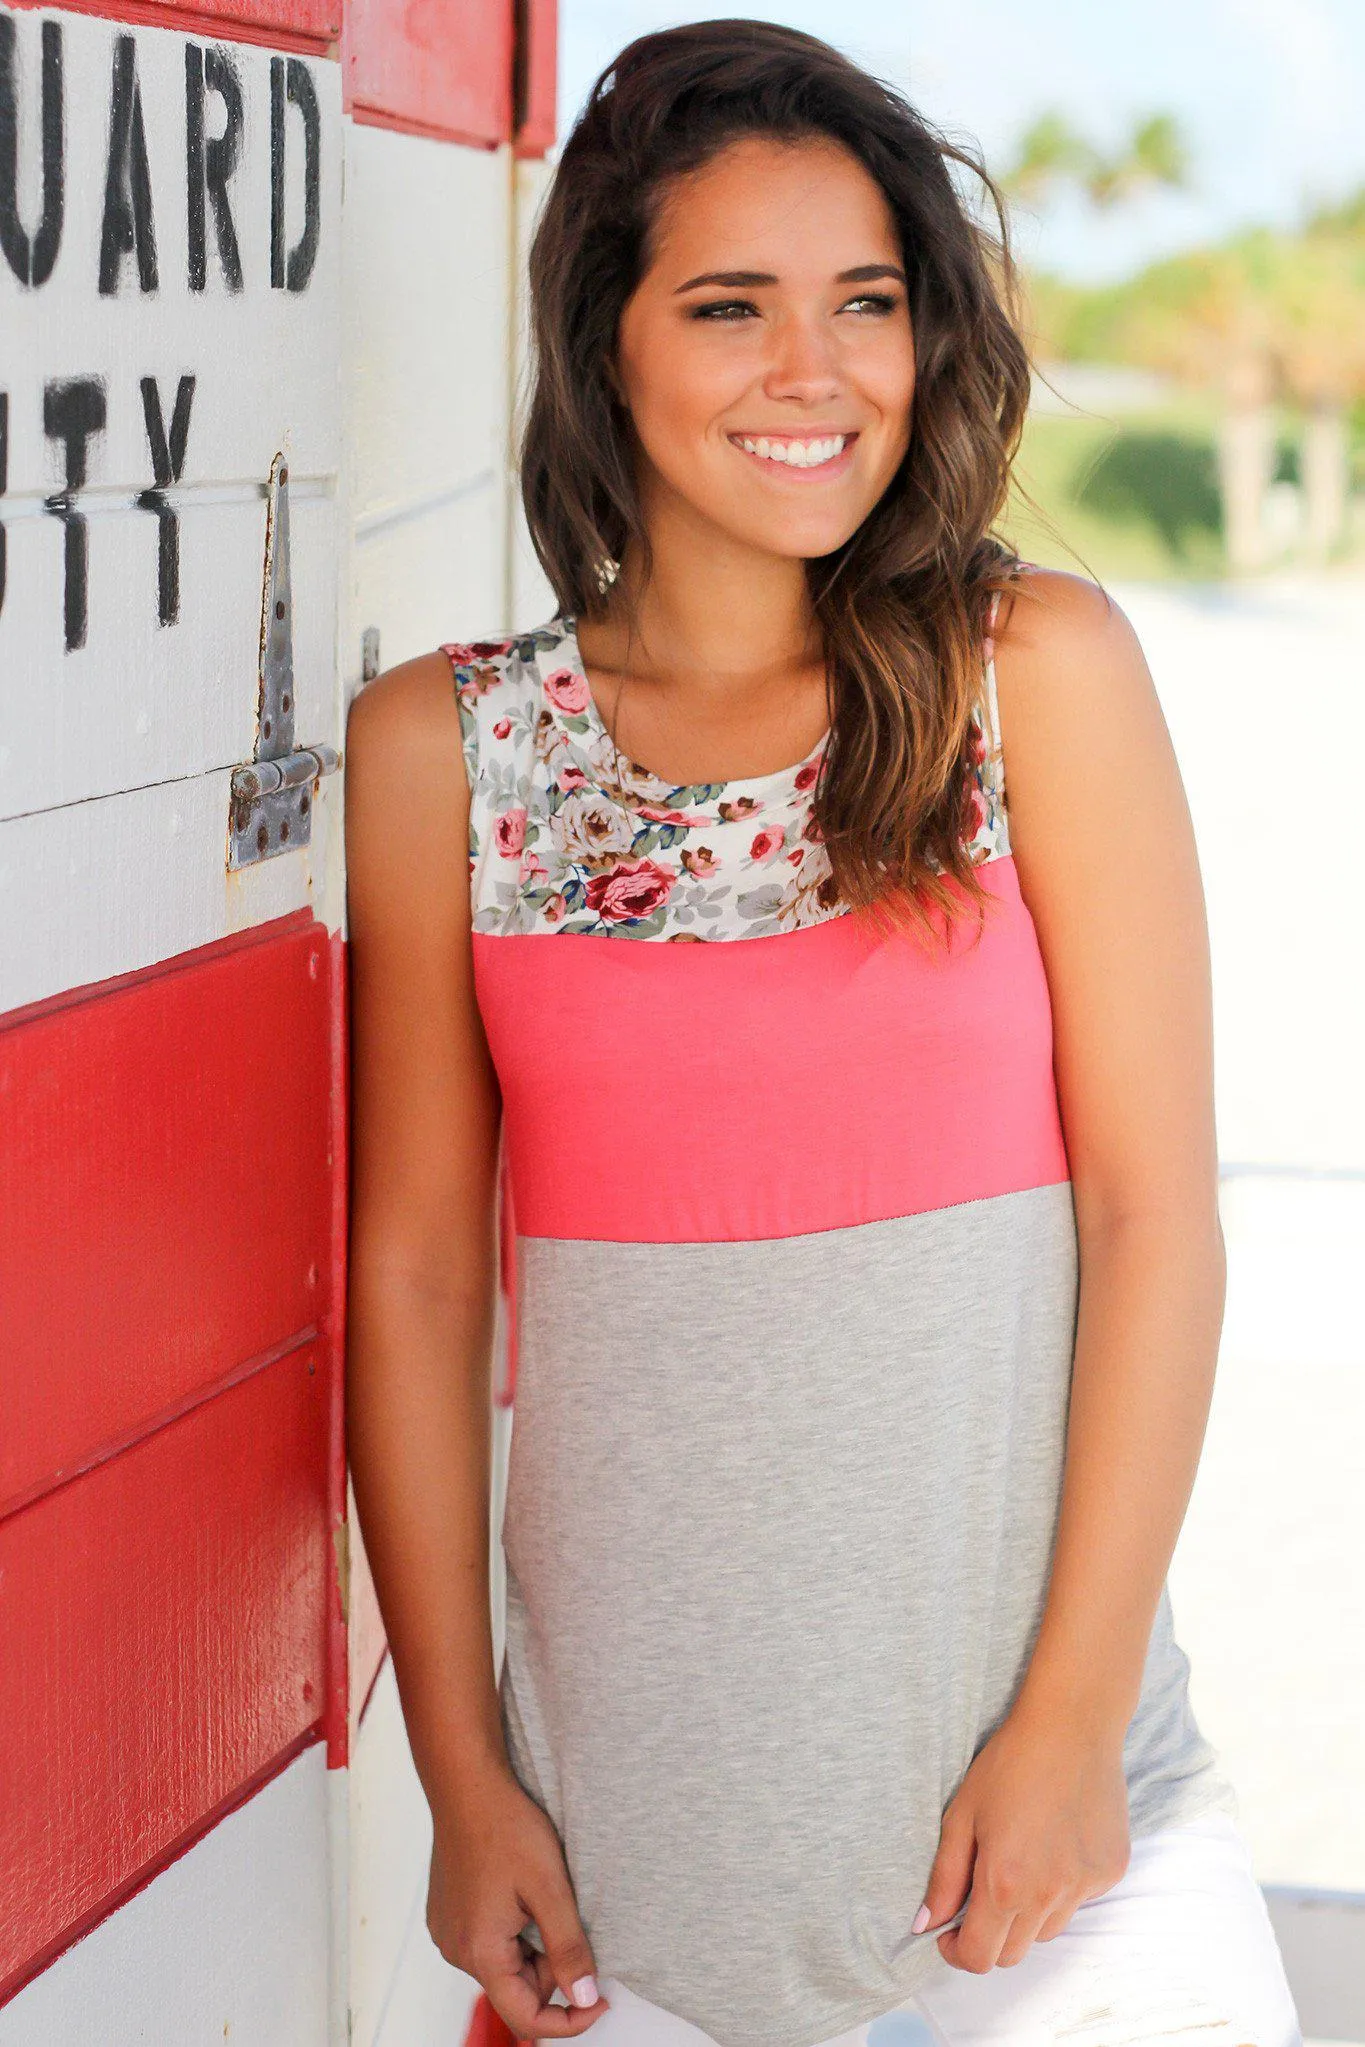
[519, 17, 1036, 943]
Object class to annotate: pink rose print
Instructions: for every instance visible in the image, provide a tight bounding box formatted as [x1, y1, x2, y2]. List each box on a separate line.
[544, 893, 569, 924]
[455, 669, 498, 707]
[786, 846, 805, 865]
[681, 844, 719, 875]
[544, 665, 591, 715]
[494, 806, 528, 858]
[719, 794, 764, 823]
[558, 765, 590, 792]
[750, 825, 786, 863]
[636, 804, 714, 826]
[585, 858, 677, 921]
[794, 760, 821, 793]
[519, 851, 549, 885]
[444, 636, 514, 662]
[494, 715, 512, 740]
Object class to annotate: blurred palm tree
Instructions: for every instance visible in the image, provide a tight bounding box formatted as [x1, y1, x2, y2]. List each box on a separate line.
[1095, 223, 1365, 565]
[1002, 110, 1189, 211]
[1013, 118, 1365, 569]
[1263, 217, 1365, 557]
[1102, 238, 1280, 569]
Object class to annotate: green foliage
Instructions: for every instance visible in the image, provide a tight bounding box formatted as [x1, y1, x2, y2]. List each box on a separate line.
[1020, 185, 1365, 406]
[1076, 431, 1222, 560]
[1001, 403, 1228, 582]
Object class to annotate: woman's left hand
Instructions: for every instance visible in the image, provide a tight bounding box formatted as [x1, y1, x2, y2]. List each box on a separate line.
[915, 1693, 1133, 1973]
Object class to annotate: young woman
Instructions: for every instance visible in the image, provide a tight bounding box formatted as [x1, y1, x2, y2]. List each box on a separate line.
[343, 22, 1302, 2047]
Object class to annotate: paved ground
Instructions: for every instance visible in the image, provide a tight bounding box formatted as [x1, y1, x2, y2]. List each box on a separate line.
[1110, 576, 1365, 1900]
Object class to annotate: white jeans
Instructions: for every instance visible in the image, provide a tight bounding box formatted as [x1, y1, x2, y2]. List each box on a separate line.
[575, 1812, 1303, 2047]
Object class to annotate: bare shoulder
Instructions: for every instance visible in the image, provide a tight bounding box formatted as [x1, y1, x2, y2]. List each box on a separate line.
[345, 648, 463, 780]
[987, 562, 1192, 896]
[989, 565, 1167, 793]
[344, 650, 470, 939]
[992, 564, 1146, 705]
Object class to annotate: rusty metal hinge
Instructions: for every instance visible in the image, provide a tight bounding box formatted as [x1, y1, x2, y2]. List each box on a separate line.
[228, 453, 340, 868]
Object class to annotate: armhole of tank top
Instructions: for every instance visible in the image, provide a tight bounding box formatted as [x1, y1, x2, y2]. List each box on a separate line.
[437, 644, 483, 815]
[980, 586, 1007, 814]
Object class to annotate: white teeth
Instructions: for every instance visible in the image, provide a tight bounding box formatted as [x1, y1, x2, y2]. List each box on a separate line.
[735, 434, 849, 469]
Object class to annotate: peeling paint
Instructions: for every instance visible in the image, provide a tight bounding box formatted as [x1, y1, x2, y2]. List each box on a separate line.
[332, 1518, 349, 1623]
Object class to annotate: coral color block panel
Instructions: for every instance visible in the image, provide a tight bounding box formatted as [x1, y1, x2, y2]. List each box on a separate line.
[0, 1343, 331, 2001]
[344, 0, 513, 145]
[472, 857, 1070, 1246]
[0, 915, 333, 1514]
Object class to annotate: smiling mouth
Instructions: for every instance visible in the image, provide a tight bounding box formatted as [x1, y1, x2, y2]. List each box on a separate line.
[727, 431, 857, 471]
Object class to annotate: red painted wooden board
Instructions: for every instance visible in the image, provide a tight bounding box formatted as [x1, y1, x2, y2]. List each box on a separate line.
[343, 0, 513, 145]
[8, 0, 340, 55]
[1, 913, 332, 1518]
[464, 1993, 525, 2047]
[0, 1340, 331, 2002]
[513, 0, 556, 158]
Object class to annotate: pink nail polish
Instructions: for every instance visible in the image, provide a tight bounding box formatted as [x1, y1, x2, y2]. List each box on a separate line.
[570, 1975, 599, 2008]
[911, 1904, 931, 1934]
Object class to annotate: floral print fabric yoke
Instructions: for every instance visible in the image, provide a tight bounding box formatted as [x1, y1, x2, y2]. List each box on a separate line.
[439, 611, 1010, 943]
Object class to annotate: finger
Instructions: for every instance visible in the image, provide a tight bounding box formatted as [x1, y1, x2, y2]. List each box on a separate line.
[1035, 1897, 1080, 1942]
[995, 1903, 1052, 1968]
[520, 1876, 605, 2017]
[937, 1889, 1015, 1975]
[916, 1803, 976, 1934]
[481, 1926, 607, 2038]
[485, 1968, 605, 2039]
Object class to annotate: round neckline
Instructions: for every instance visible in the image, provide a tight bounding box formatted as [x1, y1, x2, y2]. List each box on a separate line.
[552, 613, 829, 810]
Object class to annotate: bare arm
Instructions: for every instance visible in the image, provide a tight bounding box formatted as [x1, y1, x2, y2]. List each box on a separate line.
[1000, 568, 1224, 1735]
[344, 654, 608, 2033]
[344, 652, 507, 1801]
[920, 567, 1225, 1974]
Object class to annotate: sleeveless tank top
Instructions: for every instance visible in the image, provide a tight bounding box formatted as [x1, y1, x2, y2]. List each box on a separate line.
[439, 589, 1238, 2047]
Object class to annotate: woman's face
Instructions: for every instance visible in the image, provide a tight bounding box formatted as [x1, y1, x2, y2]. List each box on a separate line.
[613, 134, 916, 564]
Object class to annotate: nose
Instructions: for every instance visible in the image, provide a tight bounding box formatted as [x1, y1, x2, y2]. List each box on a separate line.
[761, 311, 842, 405]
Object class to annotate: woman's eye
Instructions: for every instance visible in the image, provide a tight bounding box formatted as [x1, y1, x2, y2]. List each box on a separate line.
[689, 293, 901, 323]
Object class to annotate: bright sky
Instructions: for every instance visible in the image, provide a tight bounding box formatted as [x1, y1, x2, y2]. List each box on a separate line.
[558, 0, 1365, 282]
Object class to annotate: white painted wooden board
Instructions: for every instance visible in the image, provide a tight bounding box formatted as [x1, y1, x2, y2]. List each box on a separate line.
[508, 153, 557, 634]
[350, 1656, 483, 2047]
[0, 1747, 332, 2045]
[0, 9, 342, 820]
[339, 120, 513, 701]
[0, 757, 339, 1007]
[0, 491, 336, 816]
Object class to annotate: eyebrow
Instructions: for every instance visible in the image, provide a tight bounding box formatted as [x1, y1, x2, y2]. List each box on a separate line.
[672, 263, 907, 294]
